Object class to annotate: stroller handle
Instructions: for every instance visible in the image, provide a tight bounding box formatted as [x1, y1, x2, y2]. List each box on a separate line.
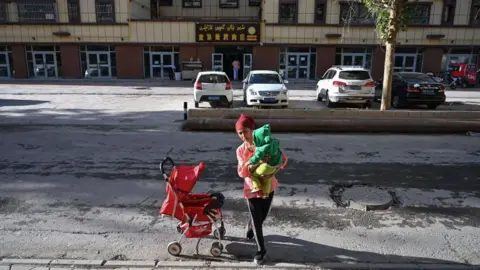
[160, 156, 175, 181]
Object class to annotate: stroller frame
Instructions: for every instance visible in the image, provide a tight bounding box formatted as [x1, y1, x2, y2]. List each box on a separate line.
[159, 157, 226, 257]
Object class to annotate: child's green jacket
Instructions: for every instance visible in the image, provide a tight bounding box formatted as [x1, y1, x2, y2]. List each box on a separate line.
[249, 124, 284, 167]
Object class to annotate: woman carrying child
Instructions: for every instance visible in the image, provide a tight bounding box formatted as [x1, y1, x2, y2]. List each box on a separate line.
[234, 113, 288, 265]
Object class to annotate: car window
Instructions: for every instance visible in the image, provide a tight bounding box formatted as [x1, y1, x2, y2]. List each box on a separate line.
[249, 73, 281, 84]
[198, 74, 229, 83]
[322, 70, 331, 79]
[399, 73, 437, 83]
[328, 70, 337, 79]
[338, 70, 371, 80]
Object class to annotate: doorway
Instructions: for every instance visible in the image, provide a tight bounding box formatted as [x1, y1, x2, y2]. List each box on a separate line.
[394, 54, 417, 72]
[86, 52, 112, 78]
[150, 52, 174, 79]
[341, 53, 366, 67]
[33, 52, 57, 78]
[213, 46, 253, 80]
[285, 53, 310, 79]
[0, 52, 11, 78]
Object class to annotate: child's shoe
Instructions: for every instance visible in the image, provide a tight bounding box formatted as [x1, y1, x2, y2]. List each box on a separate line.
[251, 187, 260, 192]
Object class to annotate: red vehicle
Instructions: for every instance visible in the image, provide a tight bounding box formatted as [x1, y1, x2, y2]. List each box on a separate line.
[449, 63, 477, 88]
[159, 157, 226, 257]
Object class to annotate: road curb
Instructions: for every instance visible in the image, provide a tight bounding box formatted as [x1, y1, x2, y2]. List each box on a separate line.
[180, 118, 480, 133]
[187, 108, 480, 120]
[0, 259, 477, 270]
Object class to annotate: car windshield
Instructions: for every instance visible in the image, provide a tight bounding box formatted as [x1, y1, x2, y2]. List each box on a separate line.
[338, 70, 371, 80]
[249, 73, 281, 84]
[399, 73, 437, 83]
[198, 74, 229, 83]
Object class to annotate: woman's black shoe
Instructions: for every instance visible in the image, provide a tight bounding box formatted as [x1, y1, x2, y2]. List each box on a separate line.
[253, 250, 266, 265]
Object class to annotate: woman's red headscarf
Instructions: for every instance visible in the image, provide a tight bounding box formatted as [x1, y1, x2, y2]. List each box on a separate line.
[235, 113, 256, 130]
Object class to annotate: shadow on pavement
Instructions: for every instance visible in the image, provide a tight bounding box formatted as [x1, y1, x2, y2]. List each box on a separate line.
[225, 234, 475, 266]
[0, 99, 49, 107]
[0, 107, 184, 129]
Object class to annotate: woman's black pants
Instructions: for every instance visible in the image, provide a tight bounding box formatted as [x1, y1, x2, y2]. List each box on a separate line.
[246, 191, 274, 252]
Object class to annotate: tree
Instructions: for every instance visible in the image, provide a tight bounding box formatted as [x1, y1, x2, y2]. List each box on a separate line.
[359, 0, 413, 110]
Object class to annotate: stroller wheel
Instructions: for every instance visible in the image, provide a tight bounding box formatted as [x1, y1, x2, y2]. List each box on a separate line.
[210, 242, 223, 257]
[167, 241, 182, 256]
[213, 227, 226, 240]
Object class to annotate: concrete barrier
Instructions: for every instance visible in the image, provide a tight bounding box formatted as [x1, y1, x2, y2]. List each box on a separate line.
[187, 108, 480, 120]
[181, 118, 480, 133]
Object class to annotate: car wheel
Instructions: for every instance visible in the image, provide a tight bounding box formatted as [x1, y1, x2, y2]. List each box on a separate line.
[391, 95, 402, 109]
[325, 92, 335, 108]
[317, 93, 322, 102]
[194, 101, 199, 108]
[282, 105, 288, 109]
[427, 103, 438, 110]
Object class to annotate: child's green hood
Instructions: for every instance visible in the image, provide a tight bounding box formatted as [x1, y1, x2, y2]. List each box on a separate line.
[253, 124, 272, 146]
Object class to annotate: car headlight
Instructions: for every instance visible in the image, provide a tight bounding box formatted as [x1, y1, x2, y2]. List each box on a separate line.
[249, 89, 257, 95]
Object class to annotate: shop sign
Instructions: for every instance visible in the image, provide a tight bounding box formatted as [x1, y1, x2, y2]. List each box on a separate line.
[195, 23, 259, 43]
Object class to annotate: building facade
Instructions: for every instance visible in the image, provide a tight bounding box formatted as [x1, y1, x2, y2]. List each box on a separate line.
[0, 0, 479, 80]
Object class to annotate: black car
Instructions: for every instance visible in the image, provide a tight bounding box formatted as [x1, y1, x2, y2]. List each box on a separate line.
[375, 72, 446, 109]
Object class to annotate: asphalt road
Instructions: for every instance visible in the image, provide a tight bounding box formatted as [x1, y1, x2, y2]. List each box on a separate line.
[1, 126, 480, 266]
[1, 83, 480, 111]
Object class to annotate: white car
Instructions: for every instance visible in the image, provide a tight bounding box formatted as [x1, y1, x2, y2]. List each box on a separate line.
[316, 66, 376, 108]
[193, 71, 233, 108]
[242, 70, 289, 108]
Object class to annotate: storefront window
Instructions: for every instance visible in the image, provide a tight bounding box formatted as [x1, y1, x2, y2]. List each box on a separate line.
[441, 48, 479, 77]
[0, 46, 13, 78]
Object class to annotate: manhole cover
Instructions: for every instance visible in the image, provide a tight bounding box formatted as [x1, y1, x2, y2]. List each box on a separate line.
[341, 186, 393, 211]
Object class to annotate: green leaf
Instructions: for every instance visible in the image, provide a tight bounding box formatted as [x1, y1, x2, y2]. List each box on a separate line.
[359, 0, 413, 42]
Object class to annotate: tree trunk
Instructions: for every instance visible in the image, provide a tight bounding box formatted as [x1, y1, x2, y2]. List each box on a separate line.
[380, 1, 403, 111]
[380, 41, 395, 110]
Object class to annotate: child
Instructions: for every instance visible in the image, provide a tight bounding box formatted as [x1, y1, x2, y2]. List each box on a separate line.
[246, 124, 284, 198]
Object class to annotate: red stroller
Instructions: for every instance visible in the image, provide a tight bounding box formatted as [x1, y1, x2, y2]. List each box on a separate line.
[159, 157, 226, 257]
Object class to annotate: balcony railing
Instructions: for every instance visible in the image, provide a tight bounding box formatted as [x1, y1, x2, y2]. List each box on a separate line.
[144, 15, 260, 21]
[132, 0, 261, 22]
[17, 2, 57, 23]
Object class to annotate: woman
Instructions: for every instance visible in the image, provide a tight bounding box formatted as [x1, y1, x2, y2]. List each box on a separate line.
[235, 114, 288, 264]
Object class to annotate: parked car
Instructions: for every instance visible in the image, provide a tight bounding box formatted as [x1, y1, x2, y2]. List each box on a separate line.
[316, 66, 375, 108]
[242, 70, 289, 108]
[374, 72, 446, 109]
[193, 71, 233, 108]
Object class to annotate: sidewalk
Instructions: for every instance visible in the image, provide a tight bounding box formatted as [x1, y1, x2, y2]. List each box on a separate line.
[1, 80, 480, 103]
[0, 258, 476, 270]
